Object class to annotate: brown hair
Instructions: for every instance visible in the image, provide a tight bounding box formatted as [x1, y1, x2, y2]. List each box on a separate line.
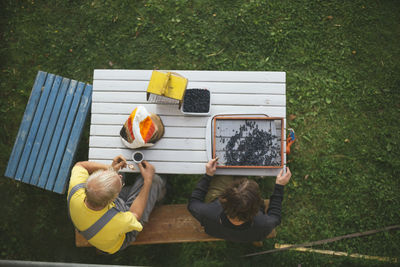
[220, 178, 263, 222]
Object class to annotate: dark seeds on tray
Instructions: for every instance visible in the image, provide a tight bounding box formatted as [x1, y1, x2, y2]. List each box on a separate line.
[224, 120, 281, 166]
[183, 89, 210, 113]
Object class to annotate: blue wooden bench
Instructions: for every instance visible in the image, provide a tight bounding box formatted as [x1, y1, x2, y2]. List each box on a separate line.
[4, 71, 92, 194]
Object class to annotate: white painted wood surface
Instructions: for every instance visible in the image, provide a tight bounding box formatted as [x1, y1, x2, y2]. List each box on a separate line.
[90, 70, 286, 176]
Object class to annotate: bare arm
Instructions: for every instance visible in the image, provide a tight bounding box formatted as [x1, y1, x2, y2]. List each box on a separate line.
[74, 161, 109, 174]
[74, 155, 127, 174]
[129, 161, 154, 220]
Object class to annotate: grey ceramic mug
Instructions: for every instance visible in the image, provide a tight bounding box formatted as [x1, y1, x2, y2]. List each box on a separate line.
[132, 151, 144, 164]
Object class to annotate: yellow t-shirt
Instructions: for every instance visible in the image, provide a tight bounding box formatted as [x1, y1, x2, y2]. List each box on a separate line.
[68, 165, 143, 254]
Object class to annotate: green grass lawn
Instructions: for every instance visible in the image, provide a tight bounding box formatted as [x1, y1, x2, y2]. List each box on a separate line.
[1, 1, 399, 266]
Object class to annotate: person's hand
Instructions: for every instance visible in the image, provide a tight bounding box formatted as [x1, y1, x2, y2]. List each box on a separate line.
[111, 155, 127, 171]
[276, 167, 292, 186]
[206, 157, 218, 176]
[139, 160, 155, 184]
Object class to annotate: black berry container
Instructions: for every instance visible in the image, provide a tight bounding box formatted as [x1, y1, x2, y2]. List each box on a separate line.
[181, 88, 212, 116]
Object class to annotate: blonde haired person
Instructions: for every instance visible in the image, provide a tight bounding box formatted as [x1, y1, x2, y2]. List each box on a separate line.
[67, 155, 166, 254]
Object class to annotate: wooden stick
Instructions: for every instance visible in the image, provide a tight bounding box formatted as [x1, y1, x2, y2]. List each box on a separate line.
[274, 244, 398, 263]
[243, 224, 400, 257]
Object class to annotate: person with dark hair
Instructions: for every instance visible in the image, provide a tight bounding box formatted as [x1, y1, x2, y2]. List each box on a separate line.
[187, 158, 291, 242]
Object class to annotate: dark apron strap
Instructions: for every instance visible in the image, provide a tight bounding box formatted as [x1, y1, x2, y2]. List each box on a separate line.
[67, 182, 119, 241]
[80, 207, 119, 240]
[67, 183, 86, 204]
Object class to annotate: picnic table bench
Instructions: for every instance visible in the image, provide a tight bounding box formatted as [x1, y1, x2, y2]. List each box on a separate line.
[81, 69, 286, 245]
[4, 71, 92, 194]
[76, 201, 277, 246]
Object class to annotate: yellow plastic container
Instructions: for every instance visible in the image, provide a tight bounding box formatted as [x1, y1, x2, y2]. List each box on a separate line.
[146, 70, 188, 107]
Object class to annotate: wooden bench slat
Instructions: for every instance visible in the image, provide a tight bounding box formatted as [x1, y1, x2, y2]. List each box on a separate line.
[37, 80, 78, 188]
[30, 78, 71, 186]
[22, 76, 63, 184]
[14, 74, 56, 180]
[44, 82, 86, 191]
[75, 203, 276, 246]
[5, 71, 47, 179]
[53, 84, 93, 193]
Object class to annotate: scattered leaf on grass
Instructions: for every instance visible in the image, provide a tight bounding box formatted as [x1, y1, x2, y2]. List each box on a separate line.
[386, 144, 392, 151]
[344, 138, 350, 143]
[304, 174, 309, 180]
[289, 114, 297, 121]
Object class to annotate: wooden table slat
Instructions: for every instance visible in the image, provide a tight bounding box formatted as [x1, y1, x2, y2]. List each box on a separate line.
[90, 125, 206, 138]
[89, 159, 285, 176]
[91, 103, 286, 117]
[94, 70, 285, 83]
[93, 80, 286, 95]
[89, 148, 206, 162]
[90, 136, 206, 150]
[91, 114, 210, 126]
[93, 92, 285, 106]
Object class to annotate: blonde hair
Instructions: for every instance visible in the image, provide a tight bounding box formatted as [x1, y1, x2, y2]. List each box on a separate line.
[85, 169, 121, 208]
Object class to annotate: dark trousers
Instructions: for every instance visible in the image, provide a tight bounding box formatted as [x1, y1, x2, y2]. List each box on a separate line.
[113, 174, 165, 250]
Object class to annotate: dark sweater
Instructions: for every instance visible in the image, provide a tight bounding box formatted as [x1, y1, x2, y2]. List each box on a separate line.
[187, 174, 284, 242]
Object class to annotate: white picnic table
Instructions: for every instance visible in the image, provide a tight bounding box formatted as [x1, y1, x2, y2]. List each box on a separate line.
[89, 70, 286, 176]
